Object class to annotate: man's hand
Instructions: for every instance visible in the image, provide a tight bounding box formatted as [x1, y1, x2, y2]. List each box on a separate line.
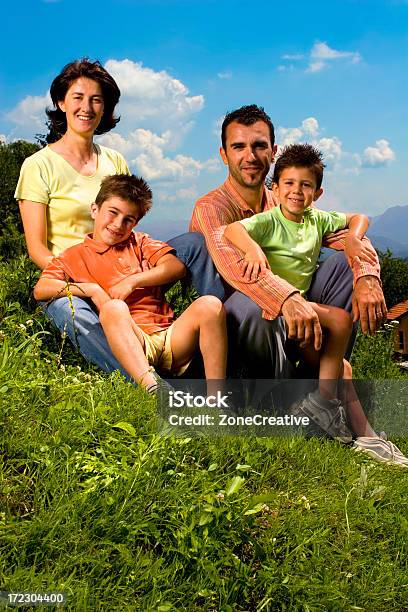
[345, 235, 378, 269]
[241, 244, 270, 281]
[88, 284, 111, 311]
[108, 275, 140, 300]
[281, 293, 322, 351]
[352, 276, 387, 335]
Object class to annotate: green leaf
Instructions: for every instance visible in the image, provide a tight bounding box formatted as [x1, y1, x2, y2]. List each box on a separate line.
[208, 463, 218, 471]
[112, 421, 136, 437]
[244, 503, 264, 516]
[236, 463, 252, 471]
[225, 475, 245, 497]
[199, 513, 214, 526]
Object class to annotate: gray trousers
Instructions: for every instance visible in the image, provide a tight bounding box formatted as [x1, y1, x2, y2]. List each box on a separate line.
[223, 251, 354, 379]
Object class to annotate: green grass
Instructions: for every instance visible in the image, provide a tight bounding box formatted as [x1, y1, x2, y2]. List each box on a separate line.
[1, 317, 408, 610]
[1, 259, 408, 610]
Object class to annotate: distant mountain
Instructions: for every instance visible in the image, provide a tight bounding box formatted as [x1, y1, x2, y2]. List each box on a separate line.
[367, 204, 408, 258]
[134, 204, 408, 257]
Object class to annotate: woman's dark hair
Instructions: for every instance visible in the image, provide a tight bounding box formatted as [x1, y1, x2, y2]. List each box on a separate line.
[45, 58, 121, 143]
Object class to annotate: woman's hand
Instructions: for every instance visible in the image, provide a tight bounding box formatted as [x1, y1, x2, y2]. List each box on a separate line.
[345, 235, 378, 269]
[241, 244, 270, 281]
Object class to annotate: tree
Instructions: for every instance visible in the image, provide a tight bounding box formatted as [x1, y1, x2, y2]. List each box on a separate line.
[378, 250, 408, 308]
[0, 140, 40, 259]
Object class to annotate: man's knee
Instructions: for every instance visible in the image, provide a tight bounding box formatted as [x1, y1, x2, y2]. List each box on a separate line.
[309, 251, 353, 311]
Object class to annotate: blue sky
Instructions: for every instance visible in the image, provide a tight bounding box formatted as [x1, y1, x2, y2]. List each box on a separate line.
[2, 0, 408, 238]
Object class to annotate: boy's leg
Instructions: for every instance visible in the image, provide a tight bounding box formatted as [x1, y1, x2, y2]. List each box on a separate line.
[309, 302, 353, 399]
[98, 299, 156, 389]
[167, 232, 228, 300]
[44, 297, 131, 380]
[170, 296, 227, 389]
[341, 360, 376, 437]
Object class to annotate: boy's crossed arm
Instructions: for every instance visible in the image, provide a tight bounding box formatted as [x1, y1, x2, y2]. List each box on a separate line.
[108, 253, 186, 300]
[343, 213, 377, 269]
[34, 278, 111, 311]
[34, 253, 186, 309]
[223, 222, 270, 282]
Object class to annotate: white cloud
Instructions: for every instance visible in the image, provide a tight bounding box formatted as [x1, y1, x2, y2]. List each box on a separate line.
[277, 117, 344, 170]
[276, 117, 396, 181]
[362, 139, 396, 167]
[280, 41, 362, 74]
[6, 92, 51, 133]
[277, 117, 321, 147]
[311, 42, 361, 63]
[213, 115, 224, 140]
[0, 134, 6, 143]
[306, 42, 361, 73]
[99, 127, 219, 182]
[158, 186, 199, 203]
[282, 53, 304, 61]
[105, 59, 203, 138]
[217, 71, 232, 80]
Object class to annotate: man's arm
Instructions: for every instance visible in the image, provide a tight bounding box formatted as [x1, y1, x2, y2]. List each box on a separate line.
[108, 254, 186, 300]
[191, 197, 299, 319]
[191, 195, 323, 349]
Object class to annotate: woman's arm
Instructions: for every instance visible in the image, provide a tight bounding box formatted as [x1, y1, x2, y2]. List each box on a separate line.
[18, 200, 54, 270]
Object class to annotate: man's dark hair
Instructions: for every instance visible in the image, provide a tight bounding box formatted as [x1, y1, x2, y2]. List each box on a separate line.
[273, 143, 326, 189]
[221, 104, 275, 149]
[95, 174, 152, 222]
[46, 58, 121, 143]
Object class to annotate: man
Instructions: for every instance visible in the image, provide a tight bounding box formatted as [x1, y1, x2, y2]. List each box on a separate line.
[190, 105, 386, 378]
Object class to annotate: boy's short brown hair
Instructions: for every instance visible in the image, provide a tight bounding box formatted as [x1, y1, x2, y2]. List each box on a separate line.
[95, 174, 153, 221]
[273, 143, 325, 189]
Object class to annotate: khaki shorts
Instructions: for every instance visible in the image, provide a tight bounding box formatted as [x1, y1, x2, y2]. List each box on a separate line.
[139, 324, 191, 376]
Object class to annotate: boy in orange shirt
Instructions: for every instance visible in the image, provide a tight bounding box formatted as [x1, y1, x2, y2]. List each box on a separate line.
[34, 174, 227, 394]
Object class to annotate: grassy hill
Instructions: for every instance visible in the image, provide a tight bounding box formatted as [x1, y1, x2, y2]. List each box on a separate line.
[1, 255, 407, 610]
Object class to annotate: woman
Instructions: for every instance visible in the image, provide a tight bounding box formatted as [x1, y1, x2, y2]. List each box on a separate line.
[16, 58, 129, 267]
[15, 58, 223, 377]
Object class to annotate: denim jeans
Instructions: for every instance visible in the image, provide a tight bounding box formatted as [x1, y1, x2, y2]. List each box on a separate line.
[43, 232, 225, 380]
[43, 234, 353, 382]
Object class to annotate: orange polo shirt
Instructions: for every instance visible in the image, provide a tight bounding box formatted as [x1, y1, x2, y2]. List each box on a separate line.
[41, 232, 175, 334]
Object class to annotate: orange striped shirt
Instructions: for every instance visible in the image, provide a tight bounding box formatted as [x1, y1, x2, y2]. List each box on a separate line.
[190, 177, 380, 319]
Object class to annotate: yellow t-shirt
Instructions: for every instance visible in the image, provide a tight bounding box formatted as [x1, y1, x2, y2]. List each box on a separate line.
[14, 144, 130, 255]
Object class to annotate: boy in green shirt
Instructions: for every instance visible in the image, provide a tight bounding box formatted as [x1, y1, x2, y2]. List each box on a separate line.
[224, 144, 407, 465]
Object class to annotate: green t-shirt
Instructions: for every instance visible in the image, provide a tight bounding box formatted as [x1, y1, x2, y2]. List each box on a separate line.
[15, 144, 130, 256]
[240, 206, 347, 295]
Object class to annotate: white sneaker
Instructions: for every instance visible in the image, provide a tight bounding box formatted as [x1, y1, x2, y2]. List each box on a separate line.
[353, 434, 408, 467]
